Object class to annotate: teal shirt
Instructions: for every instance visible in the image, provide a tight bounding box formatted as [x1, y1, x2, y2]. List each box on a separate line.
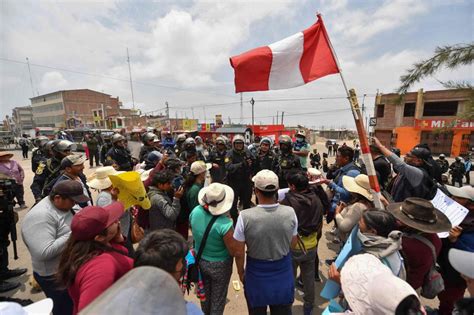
[189, 205, 233, 262]
[296, 143, 310, 168]
[186, 183, 202, 212]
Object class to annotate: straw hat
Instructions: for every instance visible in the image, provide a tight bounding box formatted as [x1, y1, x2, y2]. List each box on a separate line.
[87, 166, 119, 190]
[387, 197, 452, 233]
[198, 183, 234, 216]
[190, 161, 212, 175]
[445, 185, 474, 201]
[342, 174, 373, 201]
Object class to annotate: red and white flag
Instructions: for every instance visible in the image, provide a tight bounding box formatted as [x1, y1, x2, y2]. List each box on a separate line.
[230, 15, 339, 93]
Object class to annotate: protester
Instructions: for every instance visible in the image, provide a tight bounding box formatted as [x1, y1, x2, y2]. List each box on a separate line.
[134, 230, 203, 315]
[56, 203, 133, 315]
[293, 131, 310, 170]
[357, 210, 406, 278]
[143, 150, 163, 171]
[324, 146, 360, 223]
[233, 170, 298, 314]
[49, 155, 92, 208]
[22, 180, 90, 315]
[450, 157, 465, 187]
[333, 174, 375, 243]
[225, 135, 255, 224]
[369, 144, 392, 190]
[372, 137, 437, 202]
[178, 161, 210, 240]
[280, 172, 323, 315]
[387, 197, 452, 290]
[148, 170, 184, 231]
[87, 166, 120, 207]
[437, 185, 474, 315]
[338, 254, 425, 315]
[0, 152, 26, 209]
[189, 183, 239, 315]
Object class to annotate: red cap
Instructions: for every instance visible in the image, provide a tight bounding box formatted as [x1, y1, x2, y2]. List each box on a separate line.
[71, 202, 124, 241]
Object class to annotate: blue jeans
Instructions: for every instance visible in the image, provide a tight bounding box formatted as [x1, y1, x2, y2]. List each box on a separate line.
[34, 272, 73, 315]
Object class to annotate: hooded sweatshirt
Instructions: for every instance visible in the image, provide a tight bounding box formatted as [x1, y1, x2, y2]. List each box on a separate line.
[357, 230, 406, 280]
[148, 186, 181, 231]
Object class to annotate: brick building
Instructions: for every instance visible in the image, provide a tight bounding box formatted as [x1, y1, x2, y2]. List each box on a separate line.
[30, 89, 122, 128]
[374, 88, 473, 157]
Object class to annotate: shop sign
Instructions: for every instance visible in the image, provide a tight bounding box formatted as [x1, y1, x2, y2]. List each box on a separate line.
[415, 119, 474, 130]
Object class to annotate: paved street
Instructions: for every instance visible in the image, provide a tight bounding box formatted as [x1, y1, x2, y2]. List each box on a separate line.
[1, 140, 468, 314]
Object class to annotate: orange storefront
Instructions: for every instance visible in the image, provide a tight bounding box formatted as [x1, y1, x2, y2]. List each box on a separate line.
[394, 119, 474, 157]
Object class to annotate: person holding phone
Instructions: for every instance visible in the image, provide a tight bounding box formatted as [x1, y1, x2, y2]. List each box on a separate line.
[147, 170, 184, 232]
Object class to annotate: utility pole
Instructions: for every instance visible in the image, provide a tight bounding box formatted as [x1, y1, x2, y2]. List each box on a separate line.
[276, 111, 279, 125]
[26, 57, 35, 97]
[126, 48, 136, 109]
[240, 93, 243, 123]
[281, 111, 285, 125]
[165, 101, 170, 132]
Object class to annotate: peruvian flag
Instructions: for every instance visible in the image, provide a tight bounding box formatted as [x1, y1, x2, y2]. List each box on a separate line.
[230, 15, 339, 93]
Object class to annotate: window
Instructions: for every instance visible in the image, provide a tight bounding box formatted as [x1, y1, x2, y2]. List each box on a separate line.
[423, 101, 458, 116]
[403, 103, 416, 117]
[376, 104, 385, 118]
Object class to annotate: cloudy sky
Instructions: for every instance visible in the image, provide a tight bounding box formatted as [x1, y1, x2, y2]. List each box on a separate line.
[1, 0, 472, 129]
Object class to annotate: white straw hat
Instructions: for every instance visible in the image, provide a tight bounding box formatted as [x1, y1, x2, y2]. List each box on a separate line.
[342, 174, 373, 201]
[198, 183, 234, 216]
[87, 166, 120, 190]
[190, 161, 212, 175]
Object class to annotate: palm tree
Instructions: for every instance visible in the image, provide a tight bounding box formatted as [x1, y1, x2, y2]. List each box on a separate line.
[398, 43, 474, 119]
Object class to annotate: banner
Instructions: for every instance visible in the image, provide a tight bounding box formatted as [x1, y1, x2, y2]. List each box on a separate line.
[415, 119, 474, 130]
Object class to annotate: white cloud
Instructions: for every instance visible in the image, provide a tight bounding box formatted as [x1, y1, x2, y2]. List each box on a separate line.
[40, 71, 68, 91]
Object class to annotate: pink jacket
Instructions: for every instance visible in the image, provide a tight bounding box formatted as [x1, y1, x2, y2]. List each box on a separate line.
[0, 160, 25, 185]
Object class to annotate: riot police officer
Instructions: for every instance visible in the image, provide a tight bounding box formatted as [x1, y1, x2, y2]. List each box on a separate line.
[100, 135, 113, 165]
[106, 134, 135, 171]
[139, 132, 158, 163]
[208, 136, 228, 183]
[179, 138, 205, 162]
[225, 135, 255, 224]
[248, 135, 261, 156]
[256, 137, 277, 173]
[276, 135, 301, 189]
[31, 136, 49, 173]
[173, 134, 187, 158]
[30, 140, 74, 202]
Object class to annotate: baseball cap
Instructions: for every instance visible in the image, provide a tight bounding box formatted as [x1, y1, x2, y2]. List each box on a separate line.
[449, 248, 474, 279]
[52, 180, 90, 203]
[252, 170, 279, 191]
[61, 154, 87, 169]
[408, 146, 430, 161]
[71, 202, 124, 241]
[190, 161, 211, 175]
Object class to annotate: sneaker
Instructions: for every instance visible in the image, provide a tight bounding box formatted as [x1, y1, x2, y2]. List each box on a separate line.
[0, 268, 27, 280]
[19, 204, 28, 209]
[0, 280, 20, 293]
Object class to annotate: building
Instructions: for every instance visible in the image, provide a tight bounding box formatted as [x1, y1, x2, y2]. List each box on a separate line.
[30, 89, 121, 129]
[11, 106, 34, 135]
[373, 88, 474, 156]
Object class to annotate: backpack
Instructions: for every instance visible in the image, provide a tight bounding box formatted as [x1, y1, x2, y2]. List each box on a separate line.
[405, 234, 444, 299]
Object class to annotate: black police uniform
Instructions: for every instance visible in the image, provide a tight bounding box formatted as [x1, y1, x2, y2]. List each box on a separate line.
[208, 148, 228, 183]
[255, 149, 278, 173]
[139, 145, 156, 163]
[276, 152, 301, 189]
[30, 157, 62, 201]
[225, 148, 255, 224]
[100, 142, 113, 164]
[179, 149, 205, 162]
[31, 148, 47, 173]
[106, 146, 134, 171]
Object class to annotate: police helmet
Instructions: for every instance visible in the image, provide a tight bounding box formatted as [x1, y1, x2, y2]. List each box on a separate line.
[260, 137, 273, 146]
[112, 134, 125, 144]
[216, 136, 226, 145]
[176, 134, 187, 143]
[34, 136, 49, 148]
[52, 140, 74, 153]
[45, 140, 58, 152]
[142, 132, 157, 144]
[184, 137, 196, 149]
[278, 135, 292, 145]
[232, 135, 245, 145]
[195, 136, 203, 143]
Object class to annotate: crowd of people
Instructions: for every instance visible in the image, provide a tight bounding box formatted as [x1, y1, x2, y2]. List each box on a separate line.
[0, 129, 473, 315]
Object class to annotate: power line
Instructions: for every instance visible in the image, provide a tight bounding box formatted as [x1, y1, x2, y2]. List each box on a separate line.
[0, 57, 236, 99]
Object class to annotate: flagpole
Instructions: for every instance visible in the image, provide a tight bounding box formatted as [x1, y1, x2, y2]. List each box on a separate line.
[318, 14, 384, 210]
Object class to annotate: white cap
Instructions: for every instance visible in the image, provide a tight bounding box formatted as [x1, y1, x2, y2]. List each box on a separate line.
[252, 170, 279, 191]
[190, 161, 211, 175]
[449, 248, 474, 279]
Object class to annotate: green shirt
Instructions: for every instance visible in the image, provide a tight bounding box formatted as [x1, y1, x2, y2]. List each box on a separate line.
[186, 183, 202, 212]
[189, 205, 233, 262]
[296, 143, 310, 168]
